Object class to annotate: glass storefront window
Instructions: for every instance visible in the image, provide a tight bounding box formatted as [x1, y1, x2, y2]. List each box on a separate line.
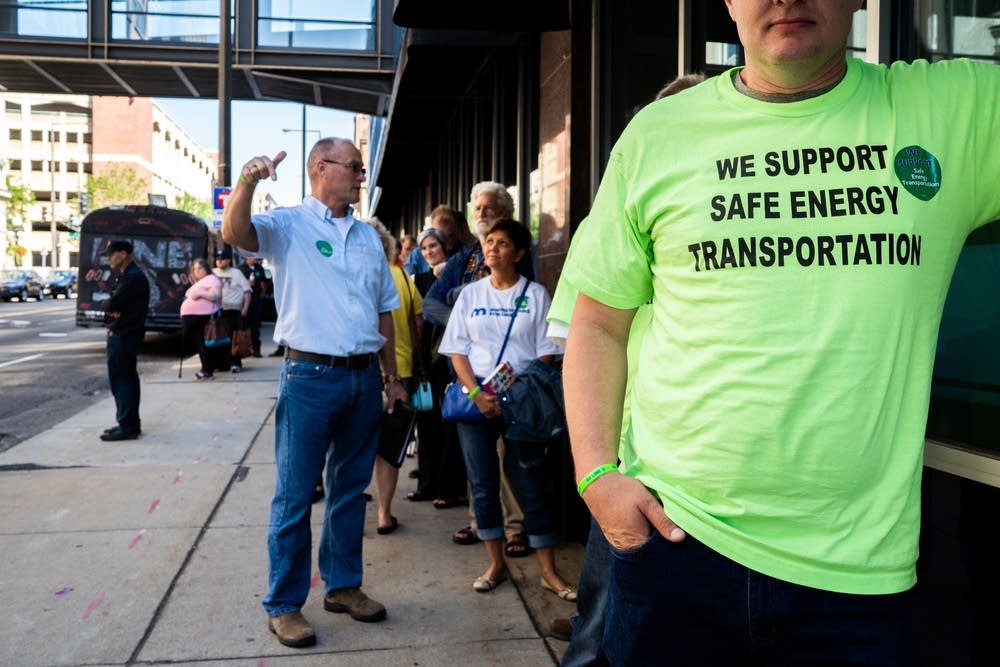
[928, 220, 1000, 454]
[914, 0, 1000, 62]
[847, 8, 868, 59]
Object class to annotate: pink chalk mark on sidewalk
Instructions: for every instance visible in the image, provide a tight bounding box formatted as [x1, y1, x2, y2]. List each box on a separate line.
[193, 456, 204, 464]
[310, 571, 321, 588]
[147, 499, 160, 514]
[128, 529, 146, 550]
[212, 433, 220, 441]
[172, 470, 183, 484]
[81, 592, 104, 620]
[54, 587, 73, 597]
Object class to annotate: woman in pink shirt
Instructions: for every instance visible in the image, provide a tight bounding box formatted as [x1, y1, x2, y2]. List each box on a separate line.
[180, 258, 223, 380]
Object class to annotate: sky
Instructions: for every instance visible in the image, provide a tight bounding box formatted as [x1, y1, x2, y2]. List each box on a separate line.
[154, 97, 357, 208]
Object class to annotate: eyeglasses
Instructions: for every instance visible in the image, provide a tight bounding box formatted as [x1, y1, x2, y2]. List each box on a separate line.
[319, 158, 366, 176]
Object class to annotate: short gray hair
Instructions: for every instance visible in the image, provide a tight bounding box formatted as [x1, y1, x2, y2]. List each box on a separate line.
[417, 227, 447, 248]
[469, 181, 514, 217]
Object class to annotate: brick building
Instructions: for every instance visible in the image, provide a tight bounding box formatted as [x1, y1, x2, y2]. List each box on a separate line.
[1, 94, 217, 270]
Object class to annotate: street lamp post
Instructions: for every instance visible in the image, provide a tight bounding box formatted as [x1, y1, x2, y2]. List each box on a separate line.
[49, 125, 58, 268]
[282, 105, 320, 202]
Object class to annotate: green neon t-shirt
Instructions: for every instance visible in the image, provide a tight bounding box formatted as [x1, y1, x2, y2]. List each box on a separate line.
[562, 57, 1000, 594]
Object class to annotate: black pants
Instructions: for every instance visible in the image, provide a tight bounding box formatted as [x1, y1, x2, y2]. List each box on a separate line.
[182, 314, 224, 376]
[218, 309, 243, 369]
[107, 333, 141, 432]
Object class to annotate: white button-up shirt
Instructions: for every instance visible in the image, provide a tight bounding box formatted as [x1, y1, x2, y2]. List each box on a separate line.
[249, 197, 399, 355]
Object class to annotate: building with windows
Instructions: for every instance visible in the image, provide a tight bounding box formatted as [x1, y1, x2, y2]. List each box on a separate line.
[371, 3, 1000, 664]
[1, 93, 217, 270]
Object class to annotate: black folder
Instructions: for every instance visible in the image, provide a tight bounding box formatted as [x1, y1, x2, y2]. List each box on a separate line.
[377, 400, 416, 468]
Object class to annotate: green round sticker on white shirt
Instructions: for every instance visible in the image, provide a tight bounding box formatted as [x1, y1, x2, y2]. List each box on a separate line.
[315, 240, 333, 257]
[894, 145, 941, 201]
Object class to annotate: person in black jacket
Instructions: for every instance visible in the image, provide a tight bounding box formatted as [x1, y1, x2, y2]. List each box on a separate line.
[98, 239, 150, 442]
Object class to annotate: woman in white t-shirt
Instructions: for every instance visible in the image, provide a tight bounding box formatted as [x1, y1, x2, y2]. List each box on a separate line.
[438, 219, 576, 600]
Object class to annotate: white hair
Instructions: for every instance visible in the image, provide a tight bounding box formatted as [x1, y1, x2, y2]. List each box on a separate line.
[469, 181, 514, 217]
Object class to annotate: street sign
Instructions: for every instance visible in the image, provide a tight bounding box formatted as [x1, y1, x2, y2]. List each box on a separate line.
[213, 186, 232, 211]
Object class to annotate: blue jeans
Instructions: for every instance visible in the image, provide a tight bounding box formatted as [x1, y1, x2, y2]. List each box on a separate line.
[455, 419, 557, 547]
[106, 333, 141, 432]
[561, 516, 610, 667]
[263, 359, 382, 616]
[604, 531, 916, 666]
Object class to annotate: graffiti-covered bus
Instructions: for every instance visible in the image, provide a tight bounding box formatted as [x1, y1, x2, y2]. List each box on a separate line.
[76, 206, 221, 332]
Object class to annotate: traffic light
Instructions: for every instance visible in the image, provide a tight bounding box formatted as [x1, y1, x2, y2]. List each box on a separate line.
[80, 192, 90, 215]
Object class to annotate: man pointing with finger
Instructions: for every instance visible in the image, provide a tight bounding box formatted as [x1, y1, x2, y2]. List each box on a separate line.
[223, 137, 408, 648]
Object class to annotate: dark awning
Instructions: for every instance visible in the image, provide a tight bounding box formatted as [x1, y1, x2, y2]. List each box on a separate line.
[373, 30, 522, 191]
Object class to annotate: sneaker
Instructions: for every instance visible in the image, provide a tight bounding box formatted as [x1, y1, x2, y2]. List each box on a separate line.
[267, 611, 316, 648]
[323, 587, 386, 622]
[194, 372, 214, 380]
[230, 365, 242, 373]
[251, 351, 263, 358]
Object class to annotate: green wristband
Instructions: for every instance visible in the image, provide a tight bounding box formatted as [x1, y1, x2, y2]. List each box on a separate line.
[467, 385, 482, 401]
[576, 463, 618, 497]
[238, 173, 250, 186]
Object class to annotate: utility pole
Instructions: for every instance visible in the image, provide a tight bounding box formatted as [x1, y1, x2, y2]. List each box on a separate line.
[282, 105, 320, 202]
[49, 124, 57, 268]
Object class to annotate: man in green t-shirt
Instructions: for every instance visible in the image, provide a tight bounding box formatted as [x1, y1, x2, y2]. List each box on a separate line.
[562, 1, 1000, 665]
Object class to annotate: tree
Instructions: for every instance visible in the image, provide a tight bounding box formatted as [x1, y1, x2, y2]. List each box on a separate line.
[174, 192, 212, 221]
[87, 164, 146, 209]
[5, 175, 34, 267]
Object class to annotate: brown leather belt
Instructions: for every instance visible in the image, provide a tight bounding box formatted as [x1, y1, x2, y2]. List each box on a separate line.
[285, 348, 376, 370]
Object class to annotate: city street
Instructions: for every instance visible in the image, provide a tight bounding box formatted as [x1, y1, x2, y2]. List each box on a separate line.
[0, 297, 186, 452]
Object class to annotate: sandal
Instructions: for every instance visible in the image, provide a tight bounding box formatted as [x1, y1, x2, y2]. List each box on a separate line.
[540, 577, 578, 602]
[406, 490, 430, 502]
[432, 497, 462, 509]
[452, 525, 480, 545]
[504, 532, 534, 558]
[472, 572, 507, 593]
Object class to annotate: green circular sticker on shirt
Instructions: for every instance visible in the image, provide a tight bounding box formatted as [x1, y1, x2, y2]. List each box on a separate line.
[894, 145, 941, 201]
[315, 240, 333, 257]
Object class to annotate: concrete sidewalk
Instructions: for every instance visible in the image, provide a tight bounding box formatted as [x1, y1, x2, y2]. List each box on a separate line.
[0, 329, 581, 666]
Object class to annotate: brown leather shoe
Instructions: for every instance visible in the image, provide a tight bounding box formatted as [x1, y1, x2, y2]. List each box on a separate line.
[267, 611, 316, 647]
[323, 587, 386, 622]
[550, 617, 573, 641]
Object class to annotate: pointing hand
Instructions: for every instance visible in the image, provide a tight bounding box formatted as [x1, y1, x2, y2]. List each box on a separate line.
[240, 151, 287, 185]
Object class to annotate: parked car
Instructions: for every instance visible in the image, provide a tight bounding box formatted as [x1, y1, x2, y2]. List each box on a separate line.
[43, 269, 77, 298]
[0, 269, 46, 302]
